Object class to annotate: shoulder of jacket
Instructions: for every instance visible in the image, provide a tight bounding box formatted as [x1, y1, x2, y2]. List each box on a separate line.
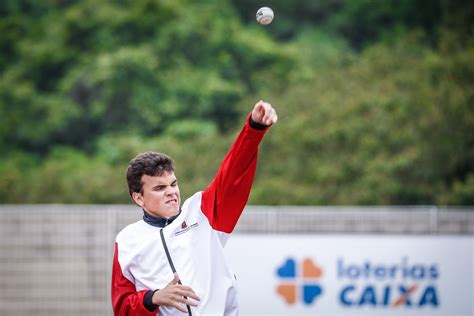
[182, 191, 203, 210]
[116, 220, 150, 245]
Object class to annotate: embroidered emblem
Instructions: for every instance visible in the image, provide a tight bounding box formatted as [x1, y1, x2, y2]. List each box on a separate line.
[175, 222, 199, 236]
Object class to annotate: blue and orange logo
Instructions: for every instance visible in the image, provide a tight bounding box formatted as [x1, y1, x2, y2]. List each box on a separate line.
[276, 257, 324, 305]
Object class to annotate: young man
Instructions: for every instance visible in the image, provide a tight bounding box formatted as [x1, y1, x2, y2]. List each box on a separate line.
[111, 101, 277, 315]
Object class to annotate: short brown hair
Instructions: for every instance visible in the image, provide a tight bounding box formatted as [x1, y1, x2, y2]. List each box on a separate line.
[126, 152, 175, 196]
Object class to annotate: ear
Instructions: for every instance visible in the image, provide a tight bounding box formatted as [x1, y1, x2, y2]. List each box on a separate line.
[132, 191, 144, 207]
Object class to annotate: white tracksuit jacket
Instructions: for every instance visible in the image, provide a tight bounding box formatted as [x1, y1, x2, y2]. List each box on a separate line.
[111, 116, 269, 315]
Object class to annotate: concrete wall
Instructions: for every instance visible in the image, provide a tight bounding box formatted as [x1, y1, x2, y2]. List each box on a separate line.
[0, 205, 473, 316]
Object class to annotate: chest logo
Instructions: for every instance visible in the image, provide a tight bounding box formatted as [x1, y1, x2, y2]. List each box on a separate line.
[175, 221, 199, 236]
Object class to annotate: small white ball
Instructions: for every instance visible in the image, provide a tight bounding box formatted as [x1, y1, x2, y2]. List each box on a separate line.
[256, 7, 274, 26]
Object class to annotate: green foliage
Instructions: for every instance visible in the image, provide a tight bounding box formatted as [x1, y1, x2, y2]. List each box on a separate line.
[0, 0, 473, 205]
[440, 174, 474, 205]
[250, 31, 474, 205]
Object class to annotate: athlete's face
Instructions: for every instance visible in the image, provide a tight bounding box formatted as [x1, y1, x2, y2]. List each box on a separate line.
[132, 171, 181, 219]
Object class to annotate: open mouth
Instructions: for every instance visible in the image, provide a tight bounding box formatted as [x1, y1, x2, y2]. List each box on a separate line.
[166, 199, 178, 204]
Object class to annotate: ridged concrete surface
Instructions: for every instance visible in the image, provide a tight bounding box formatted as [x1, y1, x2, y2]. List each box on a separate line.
[0, 205, 472, 315]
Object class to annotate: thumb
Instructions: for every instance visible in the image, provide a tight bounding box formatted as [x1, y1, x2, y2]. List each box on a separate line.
[252, 100, 265, 122]
[168, 273, 180, 285]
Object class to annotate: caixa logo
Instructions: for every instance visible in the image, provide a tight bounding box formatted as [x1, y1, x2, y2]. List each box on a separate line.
[337, 257, 439, 308]
[275, 257, 324, 305]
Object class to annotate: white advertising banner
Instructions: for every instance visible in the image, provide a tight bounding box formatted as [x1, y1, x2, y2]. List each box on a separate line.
[224, 235, 474, 316]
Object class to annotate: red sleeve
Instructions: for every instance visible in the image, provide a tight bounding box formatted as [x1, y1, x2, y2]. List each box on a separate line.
[201, 114, 268, 233]
[111, 243, 157, 316]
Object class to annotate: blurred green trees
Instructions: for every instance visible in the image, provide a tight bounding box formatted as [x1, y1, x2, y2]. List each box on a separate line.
[0, 0, 473, 205]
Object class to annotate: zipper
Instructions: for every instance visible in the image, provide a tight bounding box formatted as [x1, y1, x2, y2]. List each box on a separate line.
[160, 228, 192, 316]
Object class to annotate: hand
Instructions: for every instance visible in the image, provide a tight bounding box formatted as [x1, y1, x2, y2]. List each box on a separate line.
[152, 273, 200, 313]
[251, 100, 278, 126]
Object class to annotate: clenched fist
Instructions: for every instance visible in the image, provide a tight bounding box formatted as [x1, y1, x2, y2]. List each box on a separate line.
[251, 100, 278, 126]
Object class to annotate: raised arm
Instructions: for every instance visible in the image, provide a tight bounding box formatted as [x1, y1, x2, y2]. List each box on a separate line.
[201, 101, 277, 233]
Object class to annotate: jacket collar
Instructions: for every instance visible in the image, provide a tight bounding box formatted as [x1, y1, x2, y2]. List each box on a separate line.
[143, 209, 181, 228]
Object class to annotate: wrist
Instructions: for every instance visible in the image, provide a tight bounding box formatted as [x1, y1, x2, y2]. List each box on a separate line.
[248, 116, 267, 130]
[144, 289, 159, 311]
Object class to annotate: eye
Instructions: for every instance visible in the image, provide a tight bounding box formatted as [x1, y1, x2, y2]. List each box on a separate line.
[171, 180, 178, 187]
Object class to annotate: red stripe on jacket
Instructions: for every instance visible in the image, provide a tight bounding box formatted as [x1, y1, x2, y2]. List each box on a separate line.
[111, 242, 157, 315]
[201, 115, 267, 233]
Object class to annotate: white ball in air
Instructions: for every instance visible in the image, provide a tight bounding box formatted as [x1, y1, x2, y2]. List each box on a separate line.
[256, 7, 274, 26]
